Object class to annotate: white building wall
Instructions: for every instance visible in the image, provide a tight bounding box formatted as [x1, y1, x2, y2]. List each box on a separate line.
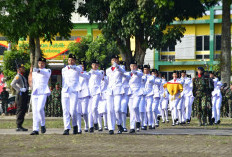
[71, 0, 89, 23]
[144, 48, 154, 68]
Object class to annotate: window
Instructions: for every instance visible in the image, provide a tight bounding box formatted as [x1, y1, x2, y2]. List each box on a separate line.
[196, 36, 209, 51]
[214, 54, 221, 59]
[204, 36, 209, 50]
[196, 36, 202, 51]
[204, 55, 210, 59]
[161, 55, 168, 61]
[161, 44, 175, 52]
[169, 55, 175, 61]
[196, 55, 210, 60]
[196, 55, 203, 59]
[56, 36, 81, 41]
[0, 36, 7, 41]
[160, 55, 175, 61]
[216, 35, 221, 51]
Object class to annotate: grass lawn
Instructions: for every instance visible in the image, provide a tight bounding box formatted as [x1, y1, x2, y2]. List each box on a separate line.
[1, 116, 232, 130]
[0, 117, 232, 156]
[0, 134, 232, 156]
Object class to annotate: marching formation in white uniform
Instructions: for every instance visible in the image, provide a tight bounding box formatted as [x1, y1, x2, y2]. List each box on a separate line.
[29, 54, 222, 135]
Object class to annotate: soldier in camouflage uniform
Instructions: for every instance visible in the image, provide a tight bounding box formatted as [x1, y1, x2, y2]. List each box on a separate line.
[221, 83, 230, 117]
[51, 82, 62, 117]
[1, 87, 9, 114]
[224, 84, 232, 117]
[193, 67, 214, 126]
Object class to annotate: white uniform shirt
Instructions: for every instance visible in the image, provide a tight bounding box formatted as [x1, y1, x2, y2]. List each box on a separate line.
[88, 69, 104, 96]
[100, 76, 109, 100]
[106, 65, 126, 95]
[32, 68, 51, 95]
[212, 78, 222, 97]
[153, 76, 162, 98]
[128, 70, 143, 96]
[180, 76, 193, 97]
[78, 71, 90, 98]
[144, 74, 155, 97]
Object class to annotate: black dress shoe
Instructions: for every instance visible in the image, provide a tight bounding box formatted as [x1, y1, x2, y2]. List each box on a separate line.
[141, 126, 147, 130]
[104, 126, 108, 130]
[41, 126, 46, 134]
[73, 126, 78, 134]
[77, 130, 82, 134]
[157, 115, 161, 121]
[149, 126, 153, 130]
[30, 131, 39, 135]
[98, 128, 103, 132]
[109, 130, 114, 135]
[123, 128, 128, 132]
[136, 122, 140, 129]
[174, 119, 178, 123]
[217, 120, 221, 124]
[94, 123, 99, 130]
[152, 126, 156, 129]
[129, 129, 135, 133]
[63, 129, 69, 135]
[212, 118, 215, 123]
[89, 127, 94, 133]
[84, 129, 89, 132]
[16, 127, 28, 132]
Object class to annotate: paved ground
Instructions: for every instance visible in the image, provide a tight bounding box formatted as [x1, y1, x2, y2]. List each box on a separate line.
[1, 128, 232, 136]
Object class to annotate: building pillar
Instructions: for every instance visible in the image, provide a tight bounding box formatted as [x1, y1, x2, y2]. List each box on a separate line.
[209, 7, 215, 70]
[154, 49, 159, 70]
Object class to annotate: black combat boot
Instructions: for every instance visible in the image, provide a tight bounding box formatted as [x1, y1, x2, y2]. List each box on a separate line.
[41, 126, 46, 134]
[73, 126, 78, 134]
[94, 123, 99, 130]
[63, 129, 69, 135]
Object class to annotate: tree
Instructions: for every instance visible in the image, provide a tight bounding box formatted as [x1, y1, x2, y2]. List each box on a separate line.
[77, 0, 218, 65]
[0, 0, 76, 67]
[221, 0, 232, 85]
[221, 0, 232, 117]
[68, 34, 120, 69]
[2, 43, 30, 88]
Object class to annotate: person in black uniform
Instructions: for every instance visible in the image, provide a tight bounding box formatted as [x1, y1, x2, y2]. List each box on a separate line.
[11, 64, 29, 131]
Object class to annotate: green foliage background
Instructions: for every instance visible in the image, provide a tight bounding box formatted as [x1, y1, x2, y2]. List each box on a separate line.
[2, 43, 30, 88]
[67, 34, 120, 70]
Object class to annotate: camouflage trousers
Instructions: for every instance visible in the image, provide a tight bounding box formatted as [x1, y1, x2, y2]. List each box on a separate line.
[221, 99, 229, 117]
[1, 100, 8, 114]
[194, 95, 212, 124]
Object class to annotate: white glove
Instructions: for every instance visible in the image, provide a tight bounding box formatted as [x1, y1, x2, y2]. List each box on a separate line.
[132, 70, 137, 74]
[20, 88, 27, 92]
[33, 68, 39, 72]
[71, 65, 76, 70]
[112, 62, 117, 67]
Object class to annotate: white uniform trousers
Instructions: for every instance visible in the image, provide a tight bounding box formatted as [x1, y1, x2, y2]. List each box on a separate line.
[129, 95, 141, 129]
[152, 97, 160, 125]
[88, 94, 100, 128]
[176, 96, 185, 123]
[62, 92, 78, 130]
[79, 97, 89, 130]
[107, 94, 122, 130]
[139, 95, 146, 126]
[32, 94, 47, 131]
[183, 95, 191, 120]
[121, 94, 129, 128]
[146, 96, 153, 126]
[212, 95, 222, 122]
[169, 96, 181, 124]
